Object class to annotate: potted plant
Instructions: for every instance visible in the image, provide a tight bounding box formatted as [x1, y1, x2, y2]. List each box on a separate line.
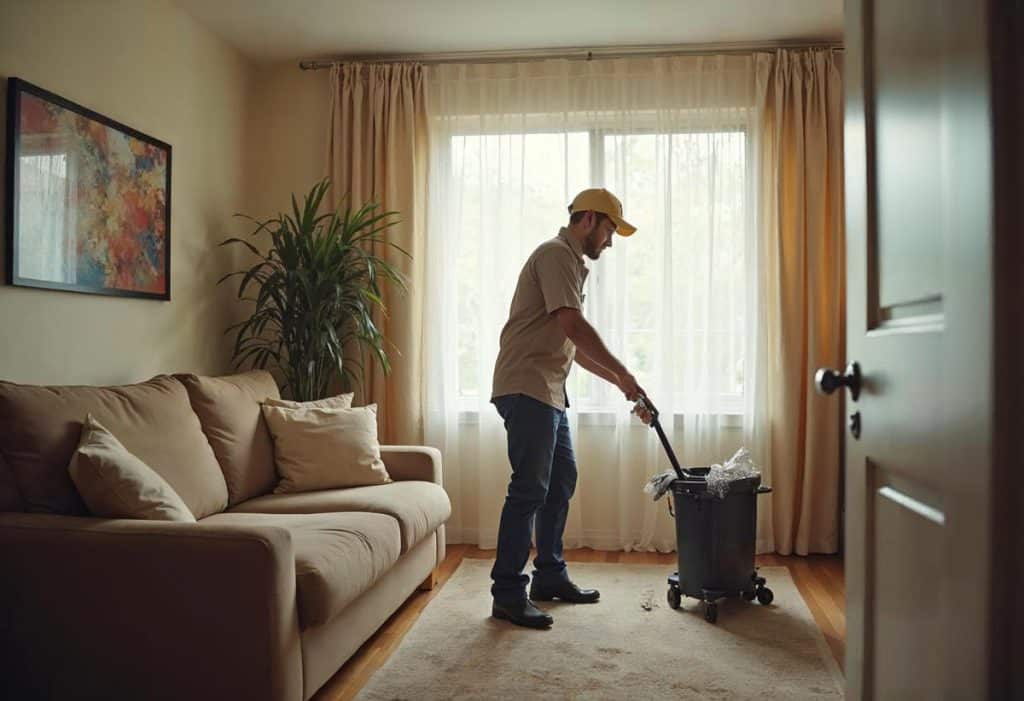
[219, 178, 408, 401]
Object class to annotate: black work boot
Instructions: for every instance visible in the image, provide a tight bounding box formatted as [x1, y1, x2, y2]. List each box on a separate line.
[491, 600, 554, 628]
[529, 579, 600, 604]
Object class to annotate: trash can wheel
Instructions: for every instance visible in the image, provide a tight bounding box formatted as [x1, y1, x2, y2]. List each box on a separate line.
[742, 589, 757, 601]
[704, 602, 718, 623]
[757, 587, 774, 605]
[667, 587, 682, 610]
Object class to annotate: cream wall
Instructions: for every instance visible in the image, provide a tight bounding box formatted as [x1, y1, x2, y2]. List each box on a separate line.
[0, 0, 253, 384]
[245, 63, 330, 222]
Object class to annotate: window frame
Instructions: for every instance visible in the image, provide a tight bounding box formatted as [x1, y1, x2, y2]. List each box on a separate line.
[447, 119, 753, 418]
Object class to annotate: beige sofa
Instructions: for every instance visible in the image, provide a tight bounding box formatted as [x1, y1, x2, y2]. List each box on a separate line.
[0, 371, 451, 701]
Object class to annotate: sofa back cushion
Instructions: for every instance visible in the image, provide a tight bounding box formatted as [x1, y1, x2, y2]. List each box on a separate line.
[176, 370, 280, 505]
[0, 375, 228, 518]
[0, 451, 25, 512]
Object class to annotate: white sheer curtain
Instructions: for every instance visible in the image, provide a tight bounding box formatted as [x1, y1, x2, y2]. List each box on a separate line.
[424, 56, 773, 552]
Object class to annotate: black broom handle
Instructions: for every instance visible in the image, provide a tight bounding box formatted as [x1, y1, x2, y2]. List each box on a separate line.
[636, 395, 686, 480]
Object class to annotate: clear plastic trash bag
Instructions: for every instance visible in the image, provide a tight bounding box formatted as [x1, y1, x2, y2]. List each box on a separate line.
[643, 447, 761, 501]
[705, 447, 760, 499]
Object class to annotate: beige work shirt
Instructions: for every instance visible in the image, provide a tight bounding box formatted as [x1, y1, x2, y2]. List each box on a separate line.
[491, 228, 589, 410]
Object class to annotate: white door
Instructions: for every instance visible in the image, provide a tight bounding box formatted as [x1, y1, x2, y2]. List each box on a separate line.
[830, 0, 1001, 698]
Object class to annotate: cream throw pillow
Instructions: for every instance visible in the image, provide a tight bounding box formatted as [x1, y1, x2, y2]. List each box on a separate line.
[261, 404, 391, 493]
[262, 393, 354, 410]
[68, 414, 196, 522]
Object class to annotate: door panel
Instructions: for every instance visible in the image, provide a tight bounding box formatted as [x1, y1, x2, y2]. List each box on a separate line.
[874, 0, 948, 312]
[843, 0, 995, 698]
[870, 463, 946, 698]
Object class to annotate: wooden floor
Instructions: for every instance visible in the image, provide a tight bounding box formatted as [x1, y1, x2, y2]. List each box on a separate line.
[312, 546, 845, 701]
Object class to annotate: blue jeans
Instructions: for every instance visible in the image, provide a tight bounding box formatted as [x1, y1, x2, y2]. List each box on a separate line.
[490, 394, 577, 605]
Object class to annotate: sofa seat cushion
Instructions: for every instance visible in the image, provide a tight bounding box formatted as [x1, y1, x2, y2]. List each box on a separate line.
[0, 376, 228, 518]
[201, 511, 402, 629]
[229, 481, 451, 553]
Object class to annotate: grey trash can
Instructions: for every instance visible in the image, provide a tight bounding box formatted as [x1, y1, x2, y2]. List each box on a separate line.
[636, 397, 773, 624]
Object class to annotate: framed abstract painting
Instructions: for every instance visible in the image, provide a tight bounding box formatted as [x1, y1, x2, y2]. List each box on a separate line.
[4, 78, 171, 300]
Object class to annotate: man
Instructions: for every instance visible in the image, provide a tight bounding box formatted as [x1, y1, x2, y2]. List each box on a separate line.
[490, 187, 653, 629]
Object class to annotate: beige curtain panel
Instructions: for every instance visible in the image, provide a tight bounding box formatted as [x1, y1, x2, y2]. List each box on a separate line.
[328, 63, 429, 445]
[754, 49, 845, 555]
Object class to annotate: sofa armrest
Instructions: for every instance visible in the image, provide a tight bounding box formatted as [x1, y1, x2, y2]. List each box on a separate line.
[0, 513, 302, 701]
[380, 446, 447, 565]
[380, 445, 443, 485]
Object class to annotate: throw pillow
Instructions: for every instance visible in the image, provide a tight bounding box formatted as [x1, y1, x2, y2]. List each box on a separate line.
[261, 404, 391, 493]
[68, 414, 196, 522]
[262, 393, 354, 410]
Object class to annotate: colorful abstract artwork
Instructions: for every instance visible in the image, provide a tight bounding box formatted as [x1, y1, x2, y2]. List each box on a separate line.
[5, 78, 171, 299]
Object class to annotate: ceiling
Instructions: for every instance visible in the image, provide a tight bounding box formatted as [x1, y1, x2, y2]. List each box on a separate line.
[174, 0, 844, 64]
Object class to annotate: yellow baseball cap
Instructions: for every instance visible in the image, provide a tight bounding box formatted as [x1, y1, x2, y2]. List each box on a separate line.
[569, 188, 637, 236]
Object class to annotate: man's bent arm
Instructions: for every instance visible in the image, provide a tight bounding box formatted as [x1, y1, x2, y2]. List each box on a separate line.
[574, 348, 619, 385]
[552, 308, 628, 379]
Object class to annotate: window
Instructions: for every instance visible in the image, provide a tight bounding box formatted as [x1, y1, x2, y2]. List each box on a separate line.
[450, 124, 750, 415]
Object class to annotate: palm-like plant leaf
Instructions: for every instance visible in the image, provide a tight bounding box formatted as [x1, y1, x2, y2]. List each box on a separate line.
[218, 178, 408, 401]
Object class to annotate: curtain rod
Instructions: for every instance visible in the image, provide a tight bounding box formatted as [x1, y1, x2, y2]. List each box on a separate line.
[299, 39, 844, 70]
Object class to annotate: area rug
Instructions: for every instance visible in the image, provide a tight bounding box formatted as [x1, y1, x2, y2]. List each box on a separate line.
[356, 560, 843, 700]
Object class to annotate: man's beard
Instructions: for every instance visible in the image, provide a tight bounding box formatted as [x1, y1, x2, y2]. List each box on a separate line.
[583, 224, 603, 260]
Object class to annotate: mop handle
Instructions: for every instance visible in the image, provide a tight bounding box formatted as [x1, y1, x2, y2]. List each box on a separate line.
[635, 395, 686, 480]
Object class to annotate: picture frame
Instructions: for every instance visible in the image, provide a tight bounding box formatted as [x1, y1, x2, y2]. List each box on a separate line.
[4, 77, 172, 300]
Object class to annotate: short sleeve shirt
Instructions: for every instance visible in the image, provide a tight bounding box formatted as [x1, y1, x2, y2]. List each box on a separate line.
[491, 228, 589, 410]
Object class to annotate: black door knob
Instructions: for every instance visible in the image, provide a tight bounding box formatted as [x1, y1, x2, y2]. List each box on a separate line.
[814, 362, 861, 401]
